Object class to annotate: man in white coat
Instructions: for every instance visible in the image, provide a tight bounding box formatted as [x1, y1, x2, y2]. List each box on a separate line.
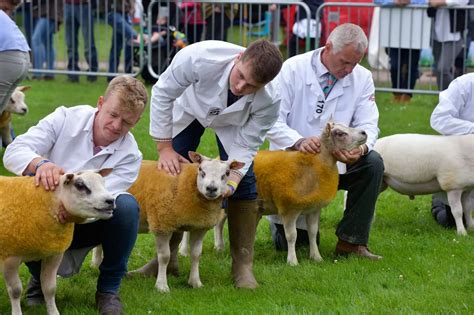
[148, 39, 282, 288]
[430, 73, 474, 227]
[3, 75, 148, 314]
[266, 23, 384, 260]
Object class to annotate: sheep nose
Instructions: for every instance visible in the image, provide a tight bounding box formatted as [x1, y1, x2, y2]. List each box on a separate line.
[206, 186, 218, 194]
[21, 108, 27, 114]
[360, 130, 367, 136]
[105, 198, 115, 207]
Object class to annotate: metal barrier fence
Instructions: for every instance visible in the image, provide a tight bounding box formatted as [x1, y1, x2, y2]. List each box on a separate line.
[11, 1, 474, 95]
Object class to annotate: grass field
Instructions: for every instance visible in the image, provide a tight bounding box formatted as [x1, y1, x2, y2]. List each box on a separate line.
[0, 76, 472, 314]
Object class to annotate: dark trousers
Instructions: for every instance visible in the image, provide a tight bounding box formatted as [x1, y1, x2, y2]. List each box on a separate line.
[388, 48, 421, 96]
[336, 150, 384, 245]
[172, 119, 257, 200]
[27, 194, 140, 293]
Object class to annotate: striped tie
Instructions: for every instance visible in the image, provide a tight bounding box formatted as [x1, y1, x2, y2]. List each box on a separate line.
[322, 73, 337, 98]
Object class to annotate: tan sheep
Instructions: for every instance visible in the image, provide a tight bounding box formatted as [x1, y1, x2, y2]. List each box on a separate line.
[0, 170, 114, 315]
[93, 152, 243, 293]
[180, 122, 367, 266]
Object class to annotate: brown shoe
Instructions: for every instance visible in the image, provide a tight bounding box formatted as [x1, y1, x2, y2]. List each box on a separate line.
[95, 292, 123, 315]
[335, 239, 382, 260]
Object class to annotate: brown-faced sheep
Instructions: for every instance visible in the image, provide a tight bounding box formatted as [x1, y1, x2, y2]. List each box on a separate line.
[180, 122, 367, 266]
[0, 170, 114, 315]
[92, 152, 243, 293]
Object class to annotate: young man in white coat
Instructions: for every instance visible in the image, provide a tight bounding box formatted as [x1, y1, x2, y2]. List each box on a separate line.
[146, 39, 283, 289]
[430, 72, 474, 227]
[266, 23, 384, 260]
[3, 75, 148, 314]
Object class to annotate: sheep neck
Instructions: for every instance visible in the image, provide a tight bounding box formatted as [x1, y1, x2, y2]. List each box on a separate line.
[319, 132, 338, 164]
[51, 200, 87, 224]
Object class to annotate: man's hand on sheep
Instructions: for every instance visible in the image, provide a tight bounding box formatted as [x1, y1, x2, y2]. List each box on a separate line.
[157, 142, 190, 176]
[332, 145, 365, 164]
[296, 137, 321, 154]
[31, 158, 65, 191]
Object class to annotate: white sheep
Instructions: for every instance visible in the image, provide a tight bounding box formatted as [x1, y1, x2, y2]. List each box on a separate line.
[0, 86, 29, 147]
[180, 122, 368, 266]
[93, 152, 243, 293]
[374, 133, 474, 235]
[0, 170, 114, 315]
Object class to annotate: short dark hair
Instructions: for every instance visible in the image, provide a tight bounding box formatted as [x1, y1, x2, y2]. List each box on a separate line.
[240, 39, 283, 84]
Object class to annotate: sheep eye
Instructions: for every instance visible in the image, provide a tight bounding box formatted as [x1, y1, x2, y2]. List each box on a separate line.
[10, 98, 15, 104]
[74, 180, 91, 195]
[221, 174, 225, 180]
[226, 170, 230, 176]
[200, 170, 206, 178]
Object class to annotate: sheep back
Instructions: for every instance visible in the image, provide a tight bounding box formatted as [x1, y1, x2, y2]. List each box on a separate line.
[128, 160, 223, 234]
[0, 176, 74, 261]
[254, 150, 339, 214]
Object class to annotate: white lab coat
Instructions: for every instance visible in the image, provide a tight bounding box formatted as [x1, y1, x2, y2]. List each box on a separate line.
[430, 73, 474, 135]
[265, 48, 380, 229]
[150, 40, 281, 175]
[266, 48, 379, 155]
[3, 105, 142, 195]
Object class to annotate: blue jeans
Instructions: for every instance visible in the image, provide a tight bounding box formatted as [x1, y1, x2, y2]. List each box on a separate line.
[389, 48, 421, 97]
[31, 18, 56, 78]
[26, 194, 140, 293]
[107, 11, 136, 75]
[172, 119, 257, 200]
[65, 3, 98, 78]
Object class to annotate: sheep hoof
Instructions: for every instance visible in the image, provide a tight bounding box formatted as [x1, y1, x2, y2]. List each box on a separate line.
[310, 255, 323, 262]
[287, 259, 299, 266]
[214, 244, 224, 252]
[155, 284, 170, 293]
[189, 280, 203, 288]
[456, 229, 468, 236]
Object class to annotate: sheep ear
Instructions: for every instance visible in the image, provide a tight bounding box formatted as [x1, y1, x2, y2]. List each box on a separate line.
[98, 168, 113, 177]
[64, 174, 75, 185]
[18, 86, 31, 92]
[188, 151, 202, 164]
[229, 160, 245, 170]
[325, 122, 332, 135]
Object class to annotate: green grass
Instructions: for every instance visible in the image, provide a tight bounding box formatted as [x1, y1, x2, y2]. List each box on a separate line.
[1, 78, 473, 314]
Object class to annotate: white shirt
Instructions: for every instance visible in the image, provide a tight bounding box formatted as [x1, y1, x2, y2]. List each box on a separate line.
[150, 40, 281, 175]
[430, 73, 474, 135]
[266, 48, 379, 160]
[433, 0, 469, 42]
[3, 105, 142, 195]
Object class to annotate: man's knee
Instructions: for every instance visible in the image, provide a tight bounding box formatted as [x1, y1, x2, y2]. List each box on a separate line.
[111, 194, 139, 226]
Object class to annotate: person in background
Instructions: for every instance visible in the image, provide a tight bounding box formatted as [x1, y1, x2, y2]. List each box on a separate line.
[0, 0, 30, 113]
[64, 0, 98, 83]
[430, 73, 474, 228]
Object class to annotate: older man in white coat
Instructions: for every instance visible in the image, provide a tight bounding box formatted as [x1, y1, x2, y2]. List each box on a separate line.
[430, 72, 474, 227]
[138, 39, 282, 289]
[266, 23, 384, 260]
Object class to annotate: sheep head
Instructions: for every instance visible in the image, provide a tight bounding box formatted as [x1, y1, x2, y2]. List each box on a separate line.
[189, 151, 244, 200]
[324, 120, 367, 151]
[58, 170, 115, 220]
[4, 86, 30, 115]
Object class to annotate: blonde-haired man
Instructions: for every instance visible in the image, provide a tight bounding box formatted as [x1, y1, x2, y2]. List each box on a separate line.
[4, 75, 148, 314]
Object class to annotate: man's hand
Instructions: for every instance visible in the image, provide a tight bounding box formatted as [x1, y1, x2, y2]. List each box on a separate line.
[35, 161, 65, 191]
[222, 185, 235, 198]
[297, 136, 321, 154]
[332, 146, 364, 164]
[394, 0, 410, 6]
[157, 145, 189, 176]
[429, 0, 446, 7]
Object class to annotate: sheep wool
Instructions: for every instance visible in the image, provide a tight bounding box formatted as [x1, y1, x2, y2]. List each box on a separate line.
[0, 176, 74, 262]
[255, 150, 339, 216]
[129, 160, 224, 233]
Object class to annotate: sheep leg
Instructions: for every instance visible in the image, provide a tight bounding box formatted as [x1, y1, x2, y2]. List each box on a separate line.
[90, 245, 103, 268]
[41, 254, 64, 315]
[306, 210, 323, 262]
[155, 232, 173, 292]
[3, 256, 23, 315]
[188, 229, 207, 288]
[462, 191, 474, 230]
[282, 212, 301, 266]
[179, 231, 190, 257]
[214, 214, 227, 251]
[447, 189, 467, 236]
[1, 125, 12, 146]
